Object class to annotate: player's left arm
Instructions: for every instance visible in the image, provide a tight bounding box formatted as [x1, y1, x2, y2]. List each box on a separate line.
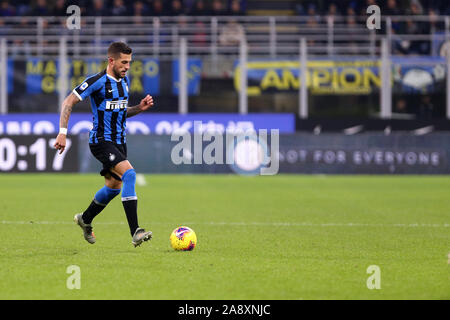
[126, 94, 154, 118]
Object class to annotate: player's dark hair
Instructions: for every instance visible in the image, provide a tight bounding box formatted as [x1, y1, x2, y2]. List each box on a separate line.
[107, 42, 132, 58]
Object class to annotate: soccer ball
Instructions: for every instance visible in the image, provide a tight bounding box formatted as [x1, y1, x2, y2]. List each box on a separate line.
[170, 226, 197, 251]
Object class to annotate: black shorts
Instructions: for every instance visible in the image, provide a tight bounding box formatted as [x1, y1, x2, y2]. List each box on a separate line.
[89, 141, 127, 180]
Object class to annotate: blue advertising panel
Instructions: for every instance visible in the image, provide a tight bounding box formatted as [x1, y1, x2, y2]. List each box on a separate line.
[26, 58, 59, 94]
[141, 58, 160, 95]
[0, 113, 296, 135]
[392, 57, 446, 94]
[172, 58, 202, 95]
[23, 58, 160, 96]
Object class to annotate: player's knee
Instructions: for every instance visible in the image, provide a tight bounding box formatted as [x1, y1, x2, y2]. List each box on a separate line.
[121, 169, 137, 200]
[122, 168, 136, 185]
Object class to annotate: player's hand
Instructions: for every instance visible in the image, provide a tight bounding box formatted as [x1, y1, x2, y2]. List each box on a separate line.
[139, 95, 154, 112]
[54, 134, 66, 154]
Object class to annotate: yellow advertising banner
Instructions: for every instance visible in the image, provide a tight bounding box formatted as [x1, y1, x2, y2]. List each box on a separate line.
[234, 60, 382, 95]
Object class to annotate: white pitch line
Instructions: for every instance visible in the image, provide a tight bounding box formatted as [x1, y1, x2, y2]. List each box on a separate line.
[0, 221, 449, 228]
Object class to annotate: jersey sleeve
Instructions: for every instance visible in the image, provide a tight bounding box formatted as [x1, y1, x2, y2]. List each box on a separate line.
[72, 74, 103, 101]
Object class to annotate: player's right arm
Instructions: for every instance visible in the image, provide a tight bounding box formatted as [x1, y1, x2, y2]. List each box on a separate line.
[54, 93, 81, 154]
[54, 74, 103, 154]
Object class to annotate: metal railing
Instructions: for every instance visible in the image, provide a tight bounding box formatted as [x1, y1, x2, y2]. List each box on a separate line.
[0, 15, 449, 59]
[1, 15, 450, 118]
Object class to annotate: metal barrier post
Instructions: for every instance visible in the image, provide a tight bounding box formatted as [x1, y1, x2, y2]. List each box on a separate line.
[58, 37, 69, 113]
[37, 17, 44, 57]
[447, 47, 450, 119]
[153, 17, 160, 58]
[380, 38, 392, 119]
[386, 17, 392, 52]
[210, 17, 218, 74]
[327, 16, 334, 56]
[179, 37, 188, 114]
[95, 17, 102, 56]
[446, 17, 450, 119]
[239, 38, 248, 115]
[445, 16, 449, 43]
[299, 38, 308, 119]
[0, 38, 7, 114]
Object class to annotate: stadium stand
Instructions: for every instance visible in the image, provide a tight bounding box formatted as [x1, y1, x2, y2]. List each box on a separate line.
[0, 0, 449, 117]
[0, 0, 449, 18]
[1, 0, 449, 57]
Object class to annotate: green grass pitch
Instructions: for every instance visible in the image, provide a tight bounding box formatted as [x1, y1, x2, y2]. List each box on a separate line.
[0, 174, 449, 300]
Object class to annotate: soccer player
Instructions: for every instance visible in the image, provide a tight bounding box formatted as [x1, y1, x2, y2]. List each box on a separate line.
[54, 42, 154, 247]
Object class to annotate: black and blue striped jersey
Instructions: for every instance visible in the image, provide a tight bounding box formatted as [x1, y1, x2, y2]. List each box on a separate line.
[73, 69, 129, 144]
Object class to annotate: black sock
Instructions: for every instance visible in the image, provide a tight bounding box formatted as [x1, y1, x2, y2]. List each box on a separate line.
[82, 200, 106, 224]
[122, 200, 139, 236]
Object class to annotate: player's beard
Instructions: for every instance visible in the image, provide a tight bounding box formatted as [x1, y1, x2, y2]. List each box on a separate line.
[113, 67, 126, 79]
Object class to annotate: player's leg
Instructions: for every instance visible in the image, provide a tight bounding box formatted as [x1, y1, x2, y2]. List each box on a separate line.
[110, 160, 152, 246]
[75, 140, 124, 244]
[75, 172, 122, 244]
[81, 172, 122, 225]
[110, 160, 138, 235]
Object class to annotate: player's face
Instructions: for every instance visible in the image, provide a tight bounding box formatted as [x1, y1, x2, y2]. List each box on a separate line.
[110, 53, 132, 79]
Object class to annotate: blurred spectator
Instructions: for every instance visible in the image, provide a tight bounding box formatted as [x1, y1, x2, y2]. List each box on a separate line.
[183, 0, 196, 11]
[326, 2, 342, 25]
[394, 98, 409, 114]
[427, 7, 444, 32]
[190, 0, 210, 16]
[1, 0, 448, 19]
[385, 0, 401, 16]
[409, 0, 424, 14]
[9, 17, 32, 57]
[90, 0, 109, 16]
[0, 1, 15, 16]
[149, 0, 167, 16]
[305, 4, 320, 47]
[228, 0, 244, 16]
[63, 0, 88, 16]
[406, 0, 430, 54]
[51, 0, 69, 29]
[326, 3, 340, 17]
[385, 0, 402, 35]
[305, 4, 320, 26]
[219, 19, 245, 46]
[360, 0, 378, 15]
[418, 95, 434, 119]
[0, 17, 7, 35]
[134, 0, 148, 15]
[30, 0, 50, 16]
[174, 3, 207, 45]
[52, 0, 67, 16]
[294, 2, 305, 16]
[177, 15, 189, 37]
[111, 0, 129, 16]
[132, 1, 148, 25]
[345, 9, 360, 55]
[211, 0, 226, 16]
[168, 0, 185, 16]
[192, 20, 208, 46]
[346, 5, 356, 17]
[392, 0, 430, 55]
[13, 0, 30, 16]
